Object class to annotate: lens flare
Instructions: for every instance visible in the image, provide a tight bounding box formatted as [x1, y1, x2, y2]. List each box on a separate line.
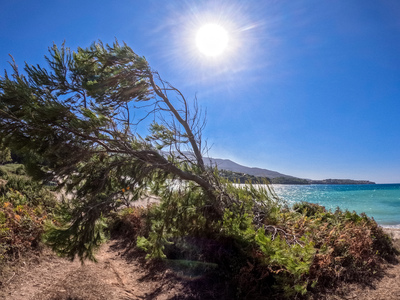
[196, 24, 229, 56]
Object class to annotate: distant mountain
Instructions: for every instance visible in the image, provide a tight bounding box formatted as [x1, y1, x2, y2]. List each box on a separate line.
[205, 157, 375, 185]
[204, 158, 293, 179]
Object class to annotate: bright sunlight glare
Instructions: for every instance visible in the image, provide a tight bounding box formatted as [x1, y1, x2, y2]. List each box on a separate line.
[196, 24, 229, 57]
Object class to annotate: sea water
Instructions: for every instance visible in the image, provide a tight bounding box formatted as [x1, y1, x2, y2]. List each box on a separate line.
[272, 184, 400, 228]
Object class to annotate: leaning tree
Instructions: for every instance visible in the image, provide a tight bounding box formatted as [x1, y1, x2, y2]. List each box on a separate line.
[4, 42, 396, 300]
[0, 41, 277, 260]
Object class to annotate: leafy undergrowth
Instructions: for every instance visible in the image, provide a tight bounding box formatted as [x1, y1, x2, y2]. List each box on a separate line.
[110, 188, 399, 299]
[0, 165, 57, 272]
[0, 165, 398, 299]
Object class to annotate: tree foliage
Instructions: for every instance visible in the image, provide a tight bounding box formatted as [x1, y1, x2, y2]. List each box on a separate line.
[0, 41, 251, 260]
[0, 42, 210, 186]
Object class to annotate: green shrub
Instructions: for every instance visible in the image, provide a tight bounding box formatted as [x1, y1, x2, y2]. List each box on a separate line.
[293, 201, 326, 217]
[255, 228, 315, 296]
[0, 164, 24, 175]
[15, 165, 26, 175]
[0, 175, 57, 209]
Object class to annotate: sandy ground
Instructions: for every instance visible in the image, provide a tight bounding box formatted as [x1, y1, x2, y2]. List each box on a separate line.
[384, 228, 400, 240]
[0, 240, 186, 300]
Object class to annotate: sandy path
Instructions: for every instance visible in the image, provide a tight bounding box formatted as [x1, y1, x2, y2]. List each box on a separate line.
[1, 241, 183, 300]
[325, 262, 400, 300]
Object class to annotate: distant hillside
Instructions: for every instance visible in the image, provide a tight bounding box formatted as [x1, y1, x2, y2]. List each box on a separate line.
[217, 169, 309, 184]
[205, 157, 375, 185]
[205, 158, 293, 179]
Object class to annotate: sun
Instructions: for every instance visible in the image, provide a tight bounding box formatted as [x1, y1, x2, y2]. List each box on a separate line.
[196, 24, 229, 57]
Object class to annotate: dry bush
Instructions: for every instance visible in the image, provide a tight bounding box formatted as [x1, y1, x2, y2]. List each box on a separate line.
[0, 199, 47, 265]
[109, 206, 150, 242]
[288, 203, 398, 290]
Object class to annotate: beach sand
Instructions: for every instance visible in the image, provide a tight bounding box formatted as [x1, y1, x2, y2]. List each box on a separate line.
[383, 227, 400, 240]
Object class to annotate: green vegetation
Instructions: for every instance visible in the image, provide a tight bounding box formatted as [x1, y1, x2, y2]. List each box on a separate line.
[0, 41, 398, 298]
[0, 164, 57, 271]
[218, 169, 310, 184]
[0, 147, 11, 164]
[0, 164, 25, 180]
[218, 169, 374, 185]
[272, 176, 310, 184]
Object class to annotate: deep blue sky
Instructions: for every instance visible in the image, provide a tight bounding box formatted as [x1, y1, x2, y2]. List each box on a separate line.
[1, 0, 400, 183]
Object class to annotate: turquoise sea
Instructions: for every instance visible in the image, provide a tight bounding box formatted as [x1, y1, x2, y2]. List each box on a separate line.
[272, 184, 400, 228]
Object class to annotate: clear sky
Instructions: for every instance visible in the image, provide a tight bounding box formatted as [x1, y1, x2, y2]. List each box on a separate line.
[1, 0, 400, 183]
